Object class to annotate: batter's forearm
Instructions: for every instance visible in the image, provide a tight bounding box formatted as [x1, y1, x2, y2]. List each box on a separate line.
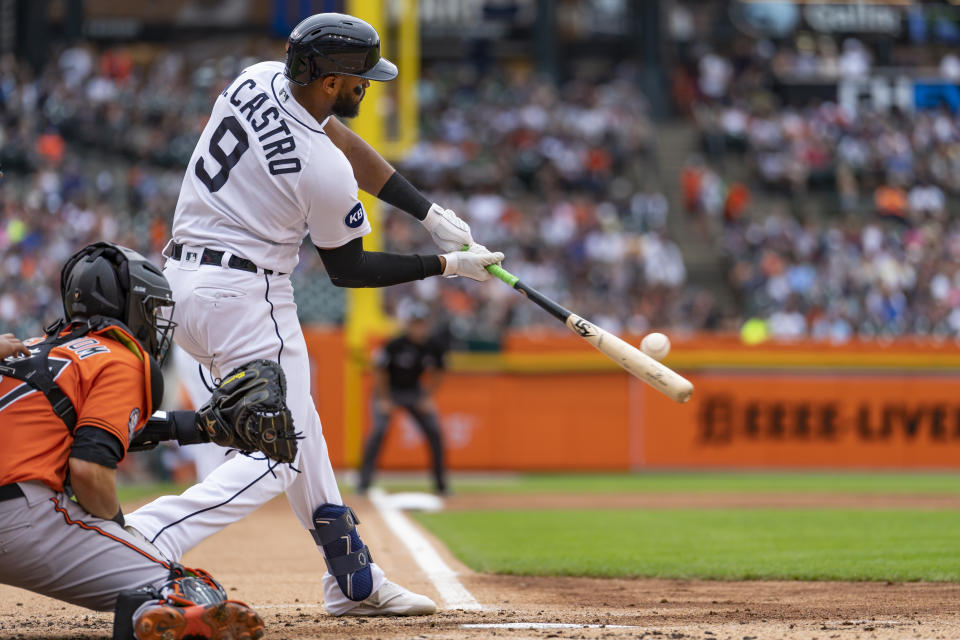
[324, 117, 394, 194]
[317, 238, 443, 287]
[377, 172, 432, 221]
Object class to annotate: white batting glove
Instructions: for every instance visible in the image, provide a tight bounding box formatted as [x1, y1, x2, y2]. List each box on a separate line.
[441, 247, 505, 281]
[421, 203, 473, 252]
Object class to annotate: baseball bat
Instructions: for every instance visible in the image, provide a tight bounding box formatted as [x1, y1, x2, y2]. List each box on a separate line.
[482, 261, 694, 403]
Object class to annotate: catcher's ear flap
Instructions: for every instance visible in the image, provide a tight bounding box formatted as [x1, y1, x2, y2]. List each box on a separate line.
[148, 354, 163, 413]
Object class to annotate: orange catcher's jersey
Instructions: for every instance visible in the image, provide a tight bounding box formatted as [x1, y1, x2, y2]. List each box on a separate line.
[0, 326, 154, 492]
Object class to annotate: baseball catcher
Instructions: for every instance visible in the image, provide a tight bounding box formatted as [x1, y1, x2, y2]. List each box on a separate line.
[0, 241, 268, 640]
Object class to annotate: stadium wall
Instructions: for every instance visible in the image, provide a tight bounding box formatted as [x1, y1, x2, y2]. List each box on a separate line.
[302, 328, 960, 471]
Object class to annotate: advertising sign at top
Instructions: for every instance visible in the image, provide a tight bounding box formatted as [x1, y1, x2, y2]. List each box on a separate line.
[731, 1, 903, 38]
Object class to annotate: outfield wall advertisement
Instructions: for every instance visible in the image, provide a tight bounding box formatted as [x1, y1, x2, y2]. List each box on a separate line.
[639, 373, 960, 469]
[301, 329, 960, 470]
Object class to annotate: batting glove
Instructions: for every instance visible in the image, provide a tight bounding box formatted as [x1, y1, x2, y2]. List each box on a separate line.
[421, 203, 473, 252]
[441, 247, 505, 281]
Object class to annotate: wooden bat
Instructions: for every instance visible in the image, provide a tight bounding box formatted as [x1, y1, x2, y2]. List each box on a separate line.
[484, 262, 694, 403]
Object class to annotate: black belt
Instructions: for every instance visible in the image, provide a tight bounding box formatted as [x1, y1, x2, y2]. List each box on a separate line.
[0, 483, 24, 503]
[171, 243, 281, 276]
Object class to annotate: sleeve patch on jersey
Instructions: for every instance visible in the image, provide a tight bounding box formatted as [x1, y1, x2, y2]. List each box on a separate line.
[344, 202, 366, 229]
[128, 407, 141, 441]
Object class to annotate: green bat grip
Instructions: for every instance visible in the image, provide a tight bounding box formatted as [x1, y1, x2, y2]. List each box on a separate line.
[461, 244, 519, 287]
[486, 262, 519, 287]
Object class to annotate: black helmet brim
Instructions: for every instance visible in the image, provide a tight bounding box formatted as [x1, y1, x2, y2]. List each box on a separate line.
[359, 57, 398, 81]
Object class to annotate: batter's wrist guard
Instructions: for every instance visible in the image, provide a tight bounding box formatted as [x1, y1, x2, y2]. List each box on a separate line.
[311, 504, 373, 601]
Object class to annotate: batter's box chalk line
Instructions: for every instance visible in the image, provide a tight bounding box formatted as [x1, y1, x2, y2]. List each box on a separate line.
[463, 623, 643, 630]
[368, 487, 482, 611]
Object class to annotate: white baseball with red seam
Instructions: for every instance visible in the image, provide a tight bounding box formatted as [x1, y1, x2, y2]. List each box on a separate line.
[640, 332, 671, 361]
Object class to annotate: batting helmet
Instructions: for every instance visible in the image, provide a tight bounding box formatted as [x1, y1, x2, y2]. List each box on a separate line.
[284, 13, 398, 86]
[60, 242, 176, 364]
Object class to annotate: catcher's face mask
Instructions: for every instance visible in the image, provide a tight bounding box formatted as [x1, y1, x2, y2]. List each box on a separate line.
[61, 242, 177, 364]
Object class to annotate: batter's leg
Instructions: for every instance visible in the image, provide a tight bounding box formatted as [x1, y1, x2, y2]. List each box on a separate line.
[127, 267, 320, 560]
[172, 343, 235, 481]
[131, 266, 427, 615]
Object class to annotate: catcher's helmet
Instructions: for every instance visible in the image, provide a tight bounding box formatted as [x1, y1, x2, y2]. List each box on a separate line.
[284, 12, 398, 86]
[60, 242, 176, 364]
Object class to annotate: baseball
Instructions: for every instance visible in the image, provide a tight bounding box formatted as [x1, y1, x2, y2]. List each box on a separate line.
[640, 332, 671, 360]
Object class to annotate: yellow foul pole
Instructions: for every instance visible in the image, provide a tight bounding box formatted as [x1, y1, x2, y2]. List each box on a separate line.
[342, 0, 419, 468]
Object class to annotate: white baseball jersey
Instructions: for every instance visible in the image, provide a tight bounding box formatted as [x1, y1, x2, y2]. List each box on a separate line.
[172, 61, 371, 274]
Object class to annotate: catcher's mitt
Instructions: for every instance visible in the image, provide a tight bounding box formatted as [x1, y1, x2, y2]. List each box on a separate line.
[197, 359, 298, 464]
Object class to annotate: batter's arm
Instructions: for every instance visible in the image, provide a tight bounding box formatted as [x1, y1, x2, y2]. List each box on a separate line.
[316, 237, 444, 287]
[323, 116, 395, 196]
[324, 117, 434, 221]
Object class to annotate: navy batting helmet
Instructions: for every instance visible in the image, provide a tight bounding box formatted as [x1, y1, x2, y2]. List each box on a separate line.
[284, 13, 398, 86]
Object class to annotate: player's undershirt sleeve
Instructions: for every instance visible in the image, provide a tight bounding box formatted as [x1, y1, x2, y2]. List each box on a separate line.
[70, 427, 124, 468]
[316, 237, 442, 288]
[377, 172, 432, 221]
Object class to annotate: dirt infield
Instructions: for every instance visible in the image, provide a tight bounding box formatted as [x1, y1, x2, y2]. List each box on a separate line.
[2, 492, 959, 639]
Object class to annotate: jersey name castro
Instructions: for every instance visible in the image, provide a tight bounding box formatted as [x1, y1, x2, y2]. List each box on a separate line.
[172, 61, 371, 274]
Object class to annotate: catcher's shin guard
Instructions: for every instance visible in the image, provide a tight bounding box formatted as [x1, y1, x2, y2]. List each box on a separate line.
[311, 504, 373, 601]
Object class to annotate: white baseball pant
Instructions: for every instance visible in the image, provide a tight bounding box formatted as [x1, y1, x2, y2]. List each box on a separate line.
[126, 258, 385, 614]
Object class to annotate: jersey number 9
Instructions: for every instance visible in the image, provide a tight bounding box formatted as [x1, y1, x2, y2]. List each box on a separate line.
[195, 116, 250, 193]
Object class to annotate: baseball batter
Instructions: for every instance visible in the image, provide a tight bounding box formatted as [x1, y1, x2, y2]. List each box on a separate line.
[125, 12, 503, 616]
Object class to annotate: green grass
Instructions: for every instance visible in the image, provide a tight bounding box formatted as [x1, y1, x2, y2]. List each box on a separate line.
[380, 471, 960, 495]
[117, 482, 190, 504]
[414, 508, 960, 581]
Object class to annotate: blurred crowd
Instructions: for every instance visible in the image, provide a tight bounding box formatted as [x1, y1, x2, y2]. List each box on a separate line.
[381, 65, 719, 343]
[0, 44, 270, 338]
[685, 33, 960, 339]
[5, 31, 959, 346]
[724, 210, 960, 340]
[0, 45, 716, 344]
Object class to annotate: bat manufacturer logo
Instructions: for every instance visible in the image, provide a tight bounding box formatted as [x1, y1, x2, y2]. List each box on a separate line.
[572, 318, 597, 337]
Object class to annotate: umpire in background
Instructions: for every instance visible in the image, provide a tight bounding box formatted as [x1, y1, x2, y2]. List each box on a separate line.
[358, 304, 449, 495]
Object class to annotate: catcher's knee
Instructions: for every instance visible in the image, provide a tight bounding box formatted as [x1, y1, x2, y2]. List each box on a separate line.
[311, 504, 373, 601]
